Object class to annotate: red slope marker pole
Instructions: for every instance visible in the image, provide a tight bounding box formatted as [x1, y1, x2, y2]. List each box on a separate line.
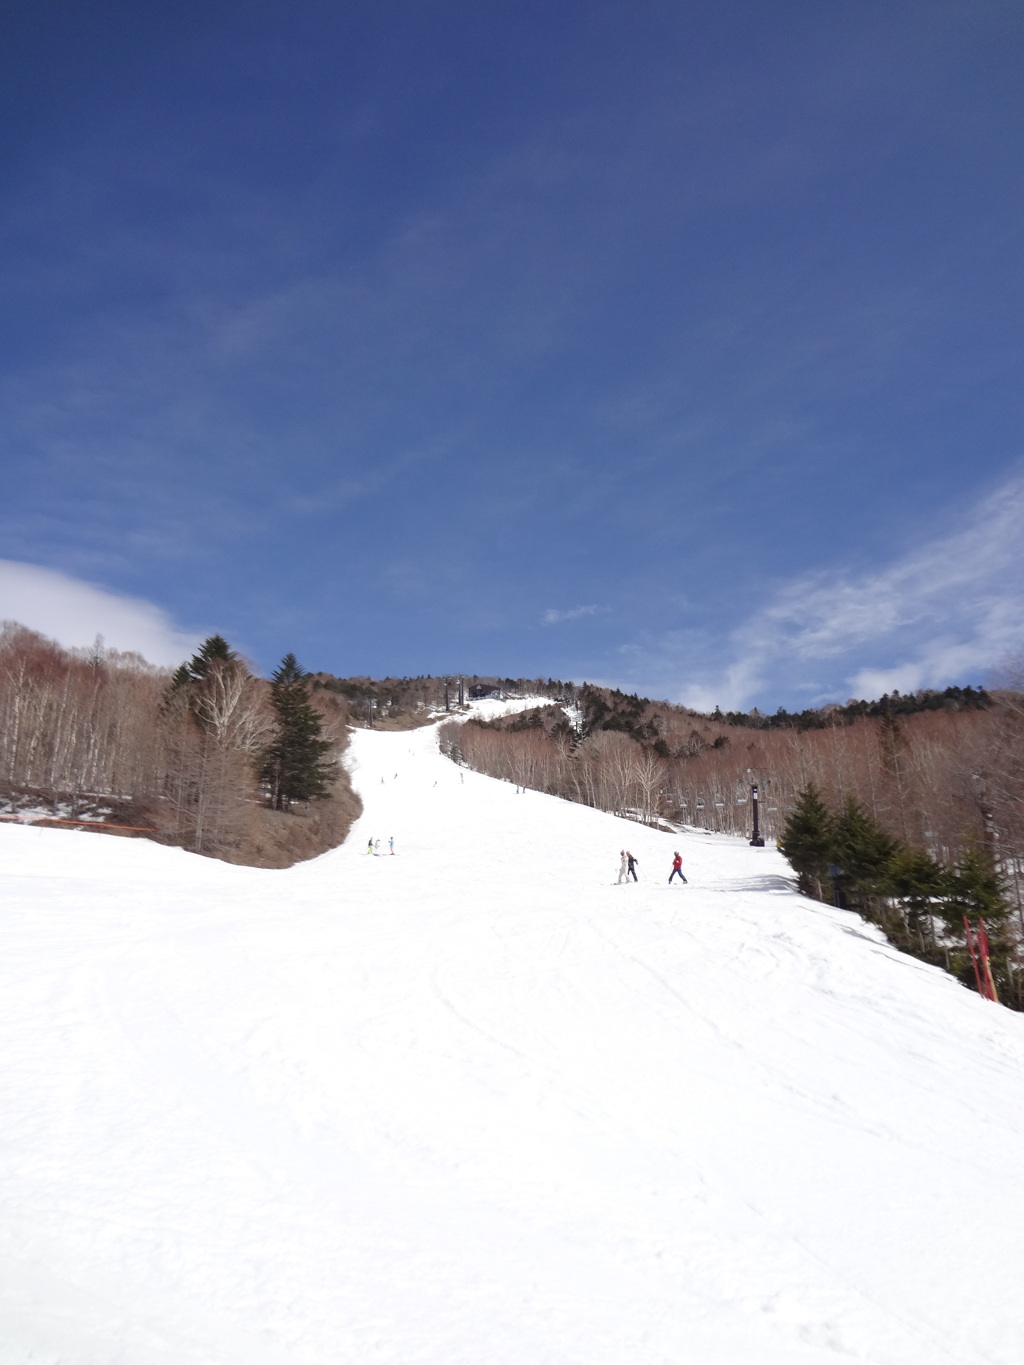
[978, 917, 1000, 1004]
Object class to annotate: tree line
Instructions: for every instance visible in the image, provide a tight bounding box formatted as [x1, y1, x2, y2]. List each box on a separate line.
[314, 673, 572, 728]
[0, 622, 356, 866]
[709, 684, 991, 731]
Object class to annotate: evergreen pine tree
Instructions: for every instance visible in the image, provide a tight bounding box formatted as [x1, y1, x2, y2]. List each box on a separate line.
[261, 654, 334, 810]
[186, 634, 236, 679]
[945, 836, 1012, 998]
[164, 636, 237, 704]
[778, 784, 833, 900]
[160, 636, 257, 854]
[167, 662, 192, 695]
[829, 796, 897, 919]
[949, 837, 1011, 921]
[884, 844, 950, 958]
[878, 709, 903, 776]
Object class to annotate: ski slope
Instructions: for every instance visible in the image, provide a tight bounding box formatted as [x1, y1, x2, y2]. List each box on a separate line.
[1, 703, 1022, 1364]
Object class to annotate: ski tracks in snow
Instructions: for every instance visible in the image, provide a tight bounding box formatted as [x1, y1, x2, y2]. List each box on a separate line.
[1, 706, 1024, 1363]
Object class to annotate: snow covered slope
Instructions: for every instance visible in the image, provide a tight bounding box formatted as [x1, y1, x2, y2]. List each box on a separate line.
[1, 705, 1023, 1364]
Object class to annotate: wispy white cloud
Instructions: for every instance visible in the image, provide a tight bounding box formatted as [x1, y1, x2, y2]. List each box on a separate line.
[0, 560, 201, 667]
[543, 604, 604, 625]
[624, 474, 1024, 711]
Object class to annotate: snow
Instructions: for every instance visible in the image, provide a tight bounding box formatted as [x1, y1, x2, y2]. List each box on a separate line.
[0, 798, 117, 824]
[1, 701, 1023, 1364]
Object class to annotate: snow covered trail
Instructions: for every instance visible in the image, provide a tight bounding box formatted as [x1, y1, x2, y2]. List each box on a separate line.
[1, 705, 1023, 1364]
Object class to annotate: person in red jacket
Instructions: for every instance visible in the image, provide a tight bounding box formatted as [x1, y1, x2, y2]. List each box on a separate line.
[669, 852, 687, 884]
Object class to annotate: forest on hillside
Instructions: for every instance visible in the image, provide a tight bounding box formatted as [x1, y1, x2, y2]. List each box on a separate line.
[440, 679, 1024, 1009]
[311, 672, 570, 725]
[0, 623, 359, 867]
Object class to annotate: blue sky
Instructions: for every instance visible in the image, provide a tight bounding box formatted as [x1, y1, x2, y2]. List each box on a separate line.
[2, 0, 1023, 708]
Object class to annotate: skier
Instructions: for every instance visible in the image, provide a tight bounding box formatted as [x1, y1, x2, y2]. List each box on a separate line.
[366, 837, 374, 856]
[626, 851, 639, 882]
[388, 836, 395, 855]
[669, 852, 687, 884]
[374, 838, 381, 856]
[616, 850, 629, 884]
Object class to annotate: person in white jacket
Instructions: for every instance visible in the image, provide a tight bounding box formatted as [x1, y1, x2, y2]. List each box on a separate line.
[616, 850, 629, 884]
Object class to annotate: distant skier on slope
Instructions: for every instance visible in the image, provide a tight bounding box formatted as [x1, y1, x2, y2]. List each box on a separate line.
[669, 852, 687, 884]
[626, 851, 639, 882]
[616, 850, 629, 884]
[366, 837, 374, 856]
[374, 838, 381, 856]
[389, 836, 395, 855]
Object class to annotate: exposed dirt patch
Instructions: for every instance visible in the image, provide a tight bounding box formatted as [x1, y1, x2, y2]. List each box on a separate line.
[218, 778, 363, 869]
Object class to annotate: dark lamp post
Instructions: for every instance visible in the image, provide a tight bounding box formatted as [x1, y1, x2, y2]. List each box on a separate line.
[749, 781, 765, 847]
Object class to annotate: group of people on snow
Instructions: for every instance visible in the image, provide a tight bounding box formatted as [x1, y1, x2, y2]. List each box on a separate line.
[363, 829, 682, 883]
[616, 849, 688, 885]
[363, 830, 683, 882]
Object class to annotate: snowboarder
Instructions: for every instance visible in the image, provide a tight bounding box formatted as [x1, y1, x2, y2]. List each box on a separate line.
[669, 852, 687, 884]
[616, 850, 629, 884]
[626, 851, 639, 882]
